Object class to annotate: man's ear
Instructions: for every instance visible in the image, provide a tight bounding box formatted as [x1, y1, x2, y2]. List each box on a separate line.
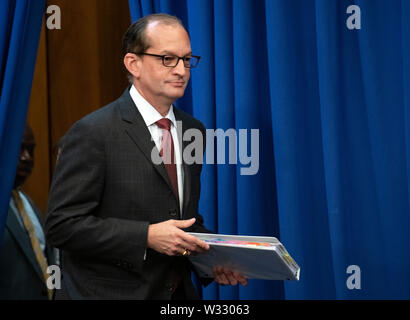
[123, 53, 142, 79]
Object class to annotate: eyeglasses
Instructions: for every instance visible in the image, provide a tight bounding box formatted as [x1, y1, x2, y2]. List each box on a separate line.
[139, 52, 201, 68]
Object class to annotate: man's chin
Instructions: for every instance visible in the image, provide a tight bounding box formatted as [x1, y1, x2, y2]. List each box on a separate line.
[167, 88, 186, 100]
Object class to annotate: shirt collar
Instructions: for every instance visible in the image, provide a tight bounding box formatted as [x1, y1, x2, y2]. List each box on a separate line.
[129, 85, 177, 128]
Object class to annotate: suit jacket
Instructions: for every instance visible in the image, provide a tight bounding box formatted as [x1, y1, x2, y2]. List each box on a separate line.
[45, 88, 211, 300]
[0, 191, 55, 299]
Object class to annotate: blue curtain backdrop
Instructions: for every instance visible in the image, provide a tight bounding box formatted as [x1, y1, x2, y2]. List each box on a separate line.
[129, 0, 410, 300]
[0, 0, 46, 244]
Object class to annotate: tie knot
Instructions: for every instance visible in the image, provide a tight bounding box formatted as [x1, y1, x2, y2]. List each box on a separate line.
[156, 118, 172, 131]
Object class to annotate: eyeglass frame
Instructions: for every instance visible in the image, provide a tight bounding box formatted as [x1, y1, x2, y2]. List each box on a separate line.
[136, 52, 201, 68]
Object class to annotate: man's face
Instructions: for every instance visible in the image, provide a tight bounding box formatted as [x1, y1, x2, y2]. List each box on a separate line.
[14, 126, 35, 188]
[135, 22, 191, 107]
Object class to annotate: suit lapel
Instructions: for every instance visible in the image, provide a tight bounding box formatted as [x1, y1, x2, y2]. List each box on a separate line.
[117, 89, 194, 217]
[6, 205, 45, 282]
[118, 89, 174, 195]
[174, 108, 191, 219]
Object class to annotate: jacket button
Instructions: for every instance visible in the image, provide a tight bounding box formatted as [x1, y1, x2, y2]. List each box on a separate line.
[169, 209, 177, 217]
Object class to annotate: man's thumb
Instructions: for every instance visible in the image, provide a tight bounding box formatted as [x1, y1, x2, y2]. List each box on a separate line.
[174, 218, 196, 228]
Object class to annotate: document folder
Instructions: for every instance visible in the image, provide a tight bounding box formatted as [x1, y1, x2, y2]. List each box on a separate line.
[188, 233, 300, 281]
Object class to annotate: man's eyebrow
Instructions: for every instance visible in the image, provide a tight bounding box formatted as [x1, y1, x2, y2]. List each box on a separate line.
[160, 50, 193, 56]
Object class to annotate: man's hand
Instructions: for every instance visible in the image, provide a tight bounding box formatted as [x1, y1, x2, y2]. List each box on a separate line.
[213, 266, 248, 286]
[147, 218, 210, 256]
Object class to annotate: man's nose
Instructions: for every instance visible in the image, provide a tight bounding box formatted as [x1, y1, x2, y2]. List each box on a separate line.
[173, 58, 187, 76]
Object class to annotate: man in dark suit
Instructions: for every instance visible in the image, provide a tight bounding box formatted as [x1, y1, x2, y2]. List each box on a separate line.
[45, 13, 246, 300]
[0, 124, 55, 300]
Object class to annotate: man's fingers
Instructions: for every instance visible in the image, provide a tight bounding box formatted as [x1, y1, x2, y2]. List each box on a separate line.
[179, 232, 210, 252]
[179, 239, 209, 254]
[218, 267, 237, 286]
[215, 272, 229, 285]
[212, 266, 248, 287]
[213, 266, 228, 285]
[173, 218, 196, 229]
[171, 227, 210, 254]
[225, 270, 238, 286]
[170, 218, 210, 251]
[179, 239, 198, 253]
[148, 219, 210, 256]
[233, 271, 248, 286]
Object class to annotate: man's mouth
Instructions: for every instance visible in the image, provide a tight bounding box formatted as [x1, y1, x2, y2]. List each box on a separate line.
[167, 81, 185, 87]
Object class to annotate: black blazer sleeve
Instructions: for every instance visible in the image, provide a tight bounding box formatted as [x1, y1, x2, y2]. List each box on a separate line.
[45, 118, 149, 272]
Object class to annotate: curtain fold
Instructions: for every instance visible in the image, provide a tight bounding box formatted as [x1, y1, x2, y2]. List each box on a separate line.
[213, 0, 238, 300]
[128, 0, 410, 299]
[0, 0, 46, 245]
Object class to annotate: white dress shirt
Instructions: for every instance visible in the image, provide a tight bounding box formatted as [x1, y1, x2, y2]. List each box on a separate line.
[129, 85, 184, 215]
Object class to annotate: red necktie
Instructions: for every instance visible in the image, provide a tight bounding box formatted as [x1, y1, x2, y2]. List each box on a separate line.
[156, 118, 179, 204]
